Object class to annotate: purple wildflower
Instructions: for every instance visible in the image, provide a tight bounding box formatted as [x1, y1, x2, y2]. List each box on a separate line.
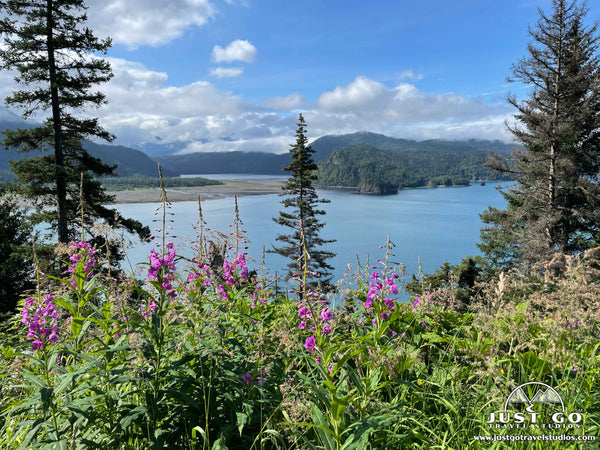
[298, 306, 312, 319]
[322, 324, 332, 336]
[67, 241, 96, 279]
[320, 308, 333, 323]
[148, 242, 177, 298]
[22, 295, 60, 351]
[412, 295, 421, 313]
[257, 368, 266, 386]
[305, 336, 316, 352]
[242, 372, 252, 383]
[141, 301, 158, 319]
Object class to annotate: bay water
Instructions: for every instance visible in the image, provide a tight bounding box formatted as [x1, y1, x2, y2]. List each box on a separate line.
[114, 181, 510, 296]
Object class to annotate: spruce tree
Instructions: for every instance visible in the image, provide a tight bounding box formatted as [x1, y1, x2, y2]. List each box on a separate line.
[479, 0, 600, 267]
[273, 114, 336, 294]
[0, 0, 149, 245]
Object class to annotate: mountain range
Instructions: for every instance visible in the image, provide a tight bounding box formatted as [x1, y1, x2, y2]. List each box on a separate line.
[0, 119, 516, 186]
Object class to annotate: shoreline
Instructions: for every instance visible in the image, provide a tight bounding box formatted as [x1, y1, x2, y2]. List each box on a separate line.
[109, 178, 287, 204]
[108, 178, 505, 204]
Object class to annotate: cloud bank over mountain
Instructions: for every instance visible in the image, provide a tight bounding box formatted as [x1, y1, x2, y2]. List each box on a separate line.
[0, 1, 528, 154]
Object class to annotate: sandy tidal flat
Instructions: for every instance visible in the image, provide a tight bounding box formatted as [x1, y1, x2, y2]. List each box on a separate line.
[110, 178, 287, 204]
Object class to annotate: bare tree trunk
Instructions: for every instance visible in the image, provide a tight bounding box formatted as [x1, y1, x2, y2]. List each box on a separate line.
[46, 0, 68, 243]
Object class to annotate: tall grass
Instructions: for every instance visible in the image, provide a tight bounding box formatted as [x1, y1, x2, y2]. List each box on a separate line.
[0, 185, 598, 449]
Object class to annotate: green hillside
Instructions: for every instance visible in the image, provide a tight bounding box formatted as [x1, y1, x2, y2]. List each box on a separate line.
[317, 144, 512, 193]
[0, 120, 174, 179]
[310, 131, 515, 161]
[155, 151, 290, 175]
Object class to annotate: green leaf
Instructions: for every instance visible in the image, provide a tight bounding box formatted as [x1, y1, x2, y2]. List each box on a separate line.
[236, 411, 248, 436]
[192, 426, 207, 446]
[310, 402, 338, 450]
[211, 435, 229, 450]
[119, 405, 148, 429]
[22, 372, 45, 388]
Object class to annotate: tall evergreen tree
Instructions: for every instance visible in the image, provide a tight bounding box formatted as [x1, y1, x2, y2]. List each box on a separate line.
[479, 0, 600, 267]
[273, 114, 336, 294]
[0, 0, 149, 245]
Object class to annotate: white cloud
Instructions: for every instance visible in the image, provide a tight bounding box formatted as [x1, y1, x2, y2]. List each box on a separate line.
[317, 75, 506, 122]
[263, 93, 305, 110]
[92, 57, 247, 144]
[212, 39, 257, 63]
[0, 51, 512, 153]
[180, 135, 291, 154]
[209, 67, 245, 78]
[78, 65, 513, 151]
[87, 0, 217, 48]
[397, 69, 423, 81]
[317, 76, 386, 111]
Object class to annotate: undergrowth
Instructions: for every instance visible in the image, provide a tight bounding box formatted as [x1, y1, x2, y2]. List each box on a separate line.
[0, 184, 598, 449]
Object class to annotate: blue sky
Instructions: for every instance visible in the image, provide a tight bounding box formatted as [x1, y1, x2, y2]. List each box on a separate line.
[2, 0, 599, 153]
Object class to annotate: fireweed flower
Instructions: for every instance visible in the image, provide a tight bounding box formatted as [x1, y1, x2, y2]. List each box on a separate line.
[255, 285, 270, 304]
[257, 368, 267, 386]
[320, 308, 333, 323]
[305, 335, 317, 352]
[360, 271, 399, 322]
[68, 241, 97, 279]
[113, 315, 131, 338]
[412, 295, 421, 312]
[140, 301, 158, 319]
[242, 372, 252, 384]
[412, 291, 431, 313]
[322, 324, 332, 336]
[222, 253, 249, 287]
[298, 306, 312, 319]
[22, 295, 60, 351]
[187, 262, 212, 289]
[148, 242, 177, 299]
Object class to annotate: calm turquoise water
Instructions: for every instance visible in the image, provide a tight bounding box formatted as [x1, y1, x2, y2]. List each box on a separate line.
[115, 182, 510, 289]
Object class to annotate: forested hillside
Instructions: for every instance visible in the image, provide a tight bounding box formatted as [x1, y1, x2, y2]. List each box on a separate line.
[310, 131, 515, 161]
[317, 144, 512, 193]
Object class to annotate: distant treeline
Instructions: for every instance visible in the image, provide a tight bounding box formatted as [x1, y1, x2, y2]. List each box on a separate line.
[100, 175, 223, 191]
[317, 144, 512, 191]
